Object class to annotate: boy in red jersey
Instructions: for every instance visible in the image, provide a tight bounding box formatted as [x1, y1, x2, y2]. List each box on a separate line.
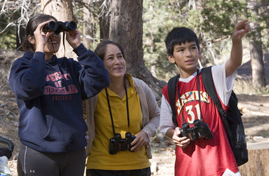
[159, 20, 250, 176]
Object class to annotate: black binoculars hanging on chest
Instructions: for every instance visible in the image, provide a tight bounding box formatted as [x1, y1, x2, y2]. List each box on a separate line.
[109, 132, 136, 154]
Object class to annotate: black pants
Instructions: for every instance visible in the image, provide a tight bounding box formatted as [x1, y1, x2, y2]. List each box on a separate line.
[17, 144, 86, 176]
[86, 167, 151, 176]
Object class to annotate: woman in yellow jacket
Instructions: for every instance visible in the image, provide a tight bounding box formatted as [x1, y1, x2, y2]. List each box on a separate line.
[85, 40, 160, 176]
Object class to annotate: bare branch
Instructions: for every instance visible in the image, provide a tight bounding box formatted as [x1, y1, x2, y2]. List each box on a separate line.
[99, 0, 111, 17]
[0, 22, 15, 34]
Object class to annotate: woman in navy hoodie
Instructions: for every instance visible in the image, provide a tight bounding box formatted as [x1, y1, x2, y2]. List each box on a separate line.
[9, 14, 109, 176]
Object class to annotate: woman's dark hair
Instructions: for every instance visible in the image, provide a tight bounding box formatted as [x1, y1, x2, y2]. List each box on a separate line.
[165, 27, 200, 57]
[21, 14, 57, 52]
[94, 40, 125, 61]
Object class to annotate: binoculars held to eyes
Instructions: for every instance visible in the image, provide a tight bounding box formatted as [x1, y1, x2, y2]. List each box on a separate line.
[179, 119, 213, 141]
[109, 132, 136, 154]
[42, 21, 77, 34]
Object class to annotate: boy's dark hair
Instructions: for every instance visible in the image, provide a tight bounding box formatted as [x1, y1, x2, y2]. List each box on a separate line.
[165, 27, 200, 56]
[94, 40, 125, 61]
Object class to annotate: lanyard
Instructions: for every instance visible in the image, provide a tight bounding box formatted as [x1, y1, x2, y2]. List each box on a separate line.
[105, 77, 130, 136]
[177, 69, 203, 123]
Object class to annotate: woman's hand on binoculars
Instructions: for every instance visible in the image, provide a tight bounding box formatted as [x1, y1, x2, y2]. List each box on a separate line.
[32, 21, 54, 52]
[65, 30, 81, 49]
[173, 127, 190, 149]
[130, 131, 149, 152]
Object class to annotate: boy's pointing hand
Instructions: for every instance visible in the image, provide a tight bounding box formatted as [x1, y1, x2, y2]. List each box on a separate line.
[232, 19, 250, 42]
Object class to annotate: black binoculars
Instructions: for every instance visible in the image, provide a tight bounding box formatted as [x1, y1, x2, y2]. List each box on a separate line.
[179, 119, 213, 141]
[42, 21, 77, 34]
[109, 132, 136, 154]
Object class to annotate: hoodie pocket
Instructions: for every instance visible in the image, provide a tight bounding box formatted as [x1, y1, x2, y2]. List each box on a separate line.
[42, 114, 88, 143]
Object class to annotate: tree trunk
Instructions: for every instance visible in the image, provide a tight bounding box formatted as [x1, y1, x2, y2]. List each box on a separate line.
[248, 0, 266, 88]
[98, 0, 110, 40]
[239, 149, 269, 176]
[108, 0, 166, 102]
[82, 0, 92, 49]
[250, 39, 266, 87]
[99, 15, 110, 40]
[41, 0, 76, 58]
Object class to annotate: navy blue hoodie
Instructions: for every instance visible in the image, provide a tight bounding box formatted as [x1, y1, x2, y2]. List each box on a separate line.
[9, 44, 109, 153]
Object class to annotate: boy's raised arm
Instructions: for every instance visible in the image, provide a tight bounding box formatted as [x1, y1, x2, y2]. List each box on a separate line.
[225, 19, 250, 77]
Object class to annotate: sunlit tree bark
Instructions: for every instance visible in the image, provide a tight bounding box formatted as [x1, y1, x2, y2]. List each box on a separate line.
[248, 0, 266, 88]
[108, 0, 166, 101]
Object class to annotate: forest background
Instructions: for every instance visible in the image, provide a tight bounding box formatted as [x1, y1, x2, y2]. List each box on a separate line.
[0, 0, 268, 96]
[0, 0, 269, 176]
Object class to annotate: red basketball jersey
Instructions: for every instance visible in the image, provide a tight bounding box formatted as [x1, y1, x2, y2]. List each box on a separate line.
[162, 73, 238, 176]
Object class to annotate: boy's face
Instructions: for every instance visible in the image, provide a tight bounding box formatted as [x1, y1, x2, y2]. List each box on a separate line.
[168, 41, 200, 77]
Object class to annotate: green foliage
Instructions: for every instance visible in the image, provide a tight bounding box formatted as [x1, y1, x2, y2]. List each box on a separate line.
[0, 13, 18, 49]
[143, 0, 203, 80]
[0, 27, 17, 50]
[244, 0, 269, 54]
[200, 0, 247, 36]
[142, 0, 268, 81]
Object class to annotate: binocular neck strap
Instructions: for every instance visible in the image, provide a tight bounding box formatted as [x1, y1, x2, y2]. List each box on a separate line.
[62, 33, 66, 56]
[177, 81, 186, 124]
[105, 76, 130, 136]
[196, 70, 203, 120]
[177, 69, 203, 124]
